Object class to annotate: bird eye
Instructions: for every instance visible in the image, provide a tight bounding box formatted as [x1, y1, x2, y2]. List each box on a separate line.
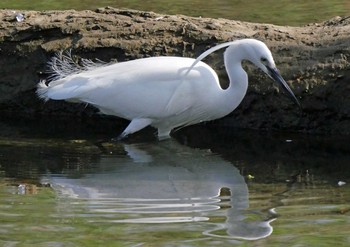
[260, 57, 268, 63]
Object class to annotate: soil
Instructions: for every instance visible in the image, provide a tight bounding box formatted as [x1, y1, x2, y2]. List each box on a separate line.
[0, 7, 350, 135]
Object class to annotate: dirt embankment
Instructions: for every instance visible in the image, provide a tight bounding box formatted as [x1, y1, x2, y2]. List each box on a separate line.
[0, 7, 350, 135]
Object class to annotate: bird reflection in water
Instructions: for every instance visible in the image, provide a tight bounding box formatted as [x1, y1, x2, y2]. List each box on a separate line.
[45, 140, 276, 240]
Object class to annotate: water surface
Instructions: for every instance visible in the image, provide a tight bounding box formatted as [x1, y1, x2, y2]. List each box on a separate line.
[0, 119, 349, 246]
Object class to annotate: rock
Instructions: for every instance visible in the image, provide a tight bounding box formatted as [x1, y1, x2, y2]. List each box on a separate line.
[0, 8, 349, 135]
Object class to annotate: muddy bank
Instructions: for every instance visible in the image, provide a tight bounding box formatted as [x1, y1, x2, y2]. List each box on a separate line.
[0, 7, 349, 135]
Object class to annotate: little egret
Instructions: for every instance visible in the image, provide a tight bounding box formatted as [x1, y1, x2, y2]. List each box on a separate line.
[37, 39, 300, 139]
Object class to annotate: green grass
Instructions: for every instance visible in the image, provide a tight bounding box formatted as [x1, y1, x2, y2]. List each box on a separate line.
[0, 0, 349, 25]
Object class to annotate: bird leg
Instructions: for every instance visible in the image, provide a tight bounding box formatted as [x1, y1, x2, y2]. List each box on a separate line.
[113, 118, 153, 141]
[157, 129, 172, 140]
[112, 132, 128, 142]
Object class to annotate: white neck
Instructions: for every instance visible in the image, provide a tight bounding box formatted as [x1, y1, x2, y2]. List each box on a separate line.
[219, 45, 249, 114]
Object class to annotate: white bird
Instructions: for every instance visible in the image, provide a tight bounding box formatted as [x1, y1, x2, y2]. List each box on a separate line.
[37, 39, 300, 140]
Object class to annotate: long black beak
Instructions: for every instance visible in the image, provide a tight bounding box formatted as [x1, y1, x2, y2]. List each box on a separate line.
[267, 66, 301, 108]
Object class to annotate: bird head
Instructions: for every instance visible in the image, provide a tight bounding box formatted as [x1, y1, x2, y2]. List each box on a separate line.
[242, 39, 301, 108]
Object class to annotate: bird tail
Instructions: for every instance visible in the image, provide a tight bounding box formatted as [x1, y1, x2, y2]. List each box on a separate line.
[36, 50, 112, 102]
[36, 80, 50, 101]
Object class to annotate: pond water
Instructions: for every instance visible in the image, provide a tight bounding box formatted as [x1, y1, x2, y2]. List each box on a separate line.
[0, 118, 349, 246]
[0, 0, 350, 25]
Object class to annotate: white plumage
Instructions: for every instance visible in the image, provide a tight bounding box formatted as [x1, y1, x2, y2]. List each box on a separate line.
[37, 39, 299, 139]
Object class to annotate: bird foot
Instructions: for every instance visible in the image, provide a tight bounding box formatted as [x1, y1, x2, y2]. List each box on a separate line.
[111, 132, 128, 142]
